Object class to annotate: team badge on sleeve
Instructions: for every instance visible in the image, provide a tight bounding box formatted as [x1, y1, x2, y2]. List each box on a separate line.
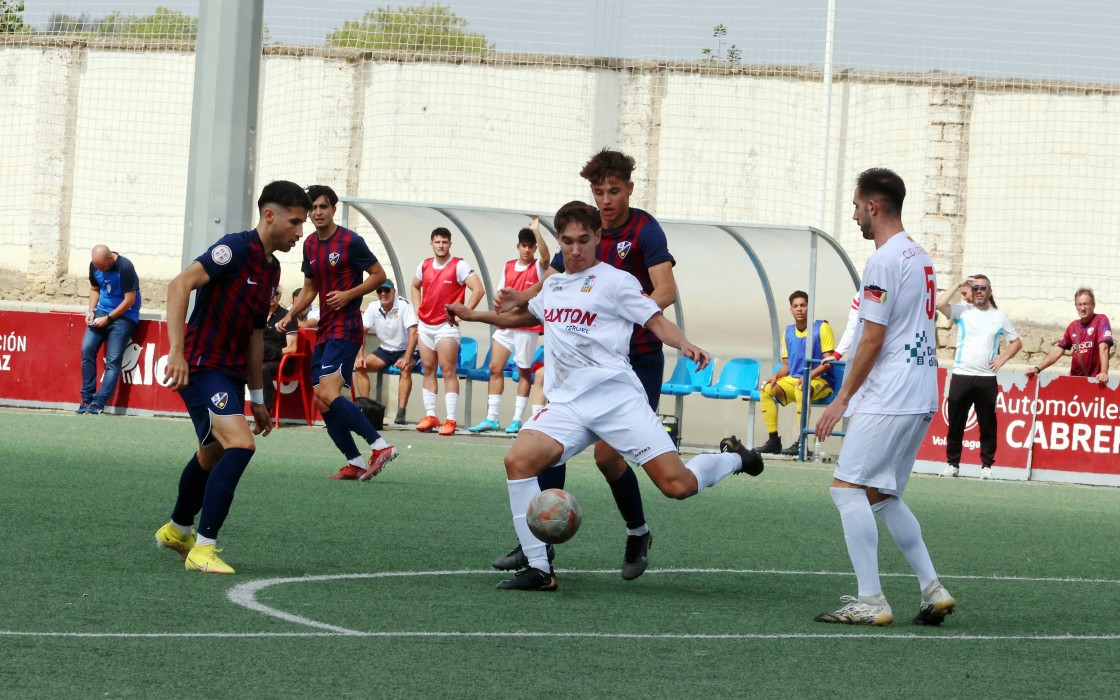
[211, 245, 232, 265]
[211, 392, 229, 409]
[863, 284, 887, 305]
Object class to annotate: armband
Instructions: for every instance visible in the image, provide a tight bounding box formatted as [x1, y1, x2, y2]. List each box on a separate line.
[249, 388, 265, 405]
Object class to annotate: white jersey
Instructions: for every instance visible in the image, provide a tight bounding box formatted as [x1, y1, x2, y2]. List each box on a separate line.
[834, 292, 860, 358]
[847, 231, 939, 416]
[361, 296, 419, 352]
[948, 304, 1018, 376]
[527, 262, 660, 404]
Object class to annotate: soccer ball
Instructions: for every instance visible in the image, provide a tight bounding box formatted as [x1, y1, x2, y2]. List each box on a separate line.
[526, 488, 582, 544]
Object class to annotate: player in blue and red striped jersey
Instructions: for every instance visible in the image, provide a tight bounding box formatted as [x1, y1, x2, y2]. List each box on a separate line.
[493, 149, 677, 581]
[155, 180, 311, 575]
[280, 185, 399, 481]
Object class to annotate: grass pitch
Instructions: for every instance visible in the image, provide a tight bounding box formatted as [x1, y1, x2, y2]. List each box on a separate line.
[2, 408, 1119, 698]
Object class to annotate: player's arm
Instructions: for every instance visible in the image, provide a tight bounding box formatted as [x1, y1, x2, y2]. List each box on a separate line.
[936, 277, 972, 318]
[397, 324, 419, 370]
[1097, 340, 1111, 383]
[1027, 344, 1067, 376]
[281, 278, 317, 332]
[282, 331, 298, 355]
[86, 280, 100, 326]
[530, 216, 550, 271]
[992, 337, 1022, 371]
[830, 297, 860, 361]
[89, 290, 137, 329]
[644, 311, 710, 369]
[496, 270, 553, 313]
[411, 274, 423, 311]
[463, 271, 485, 310]
[246, 328, 273, 436]
[816, 319, 886, 439]
[164, 262, 212, 390]
[647, 261, 677, 311]
[446, 302, 538, 329]
[808, 322, 836, 380]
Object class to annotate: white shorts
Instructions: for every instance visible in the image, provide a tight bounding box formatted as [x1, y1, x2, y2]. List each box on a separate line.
[833, 412, 935, 497]
[418, 321, 460, 351]
[492, 328, 540, 369]
[523, 378, 677, 468]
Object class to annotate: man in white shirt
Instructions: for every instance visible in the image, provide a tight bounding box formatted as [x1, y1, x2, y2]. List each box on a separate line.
[815, 168, 956, 628]
[936, 274, 1021, 479]
[447, 200, 764, 592]
[354, 278, 420, 426]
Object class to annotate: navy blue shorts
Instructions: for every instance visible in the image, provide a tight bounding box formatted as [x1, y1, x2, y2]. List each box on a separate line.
[372, 346, 406, 366]
[312, 339, 363, 387]
[630, 349, 665, 411]
[178, 369, 247, 446]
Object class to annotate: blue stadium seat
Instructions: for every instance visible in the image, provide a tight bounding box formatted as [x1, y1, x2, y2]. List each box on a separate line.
[699, 358, 760, 400]
[661, 355, 715, 396]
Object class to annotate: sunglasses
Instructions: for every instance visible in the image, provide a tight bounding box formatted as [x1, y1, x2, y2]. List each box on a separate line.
[971, 285, 989, 291]
[376, 288, 393, 294]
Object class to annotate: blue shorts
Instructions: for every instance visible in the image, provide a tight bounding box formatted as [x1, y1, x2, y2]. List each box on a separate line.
[630, 349, 665, 411]
[312, 339, 363, 387]
[178, 369, 247, 446]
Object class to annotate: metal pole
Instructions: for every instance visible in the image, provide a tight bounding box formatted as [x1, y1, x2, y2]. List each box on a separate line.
[816, 0, 837, 233]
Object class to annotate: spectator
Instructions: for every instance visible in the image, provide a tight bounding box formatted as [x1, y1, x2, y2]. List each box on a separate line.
[469, 217, 549, 434]
[411, 227, 485, 435]
[758, 290, 838, 456]
[292, 288, 319, 329]
[354, 278, 419, 425]
[936, 275, 1022, 479]
[78, 244, 142, 415]
[1026, 288, 1112, 383]
[261, 286, 298, 410]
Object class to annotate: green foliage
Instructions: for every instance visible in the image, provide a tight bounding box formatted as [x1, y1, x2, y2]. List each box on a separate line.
[1, 0, 29, 34]
[702, 23, 740, 64]
[46, 6, 198, 40]
[326, 3, 492, 53]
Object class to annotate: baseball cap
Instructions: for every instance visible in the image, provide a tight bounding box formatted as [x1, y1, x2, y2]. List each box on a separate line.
[378, 279, 395, 291]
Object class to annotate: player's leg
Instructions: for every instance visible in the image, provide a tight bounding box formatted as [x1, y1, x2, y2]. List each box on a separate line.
[396, 357, 415, 424]
[416, 327, 441, 431]
[353, 354, 373, 399]
[470, 336, 511, 432]
[316, 340, 396, 480]
[77, 323, 107, 412]
[758, 379, 786, 453]
[434, 334, 460, 434]
[91, 318, 135, 409]
[506, 330, 536, 433]
[974, 376, 999, 475]
[943, 374, 969, 476]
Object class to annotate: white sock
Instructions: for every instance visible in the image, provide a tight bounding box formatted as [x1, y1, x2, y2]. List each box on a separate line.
[507, 477, 550, 573]
[513, 396, 528, 421]
[530, 404, 544, 419]
[195, 534, 217, 547]
[446, 392, 459, 422]
[423, 389, 437, 417]
[348, 456, 365, 468]
[370, 437, 389, 451]
[486, 394, 501, 422]
[830, 487, 881, 597]
[872, 497, 938, 590]
[684, 453, 740, 493]
[170, 521, 191, 535]
[626, 524, 650, 537]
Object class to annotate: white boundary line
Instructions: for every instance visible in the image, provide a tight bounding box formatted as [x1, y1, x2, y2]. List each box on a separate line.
[4, 568, 1119, 640]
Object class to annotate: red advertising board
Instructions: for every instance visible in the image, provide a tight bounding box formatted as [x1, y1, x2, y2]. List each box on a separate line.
[0, 310, 312, 423]
[915, 368, 1120, 485]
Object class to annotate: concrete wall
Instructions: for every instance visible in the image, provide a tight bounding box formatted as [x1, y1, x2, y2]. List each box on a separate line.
[2, 41, 1119, 366]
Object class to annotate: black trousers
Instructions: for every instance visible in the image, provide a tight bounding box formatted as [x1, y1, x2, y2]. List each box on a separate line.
[945, 373, 998, 467]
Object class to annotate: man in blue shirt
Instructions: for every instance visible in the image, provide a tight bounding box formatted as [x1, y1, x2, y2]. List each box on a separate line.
[78, 245, 142, 414]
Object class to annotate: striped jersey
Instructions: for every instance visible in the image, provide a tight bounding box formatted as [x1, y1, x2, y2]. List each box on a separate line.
[184, 230, 280, 375]
[551, 207, 675, 356]
[301, 225, 378, 345]
[1059, 314, 1113, 377]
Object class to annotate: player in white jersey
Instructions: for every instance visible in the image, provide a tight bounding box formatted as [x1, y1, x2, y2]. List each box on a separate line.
[446, 201, 764, 591]
[935, 274, 1021, 479]
[814, 168, 956, 627]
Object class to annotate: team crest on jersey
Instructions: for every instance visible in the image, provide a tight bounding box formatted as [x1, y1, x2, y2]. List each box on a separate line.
[211, 392, 229, 409]
[616, 241, 631, 259]
[580, 275, 597, 293]
[211, 244, 232, 266]
[329, 252, 340, 267]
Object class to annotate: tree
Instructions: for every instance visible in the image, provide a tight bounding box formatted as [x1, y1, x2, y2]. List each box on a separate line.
[46, 6, 197, 40]
[701, 23, 740, 64]
[326, 3, 492, 53]
[1, 0, 29, 34]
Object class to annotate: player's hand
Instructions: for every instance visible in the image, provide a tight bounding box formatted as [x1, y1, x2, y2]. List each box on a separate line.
[85, 310, 95, 325]
[250, 402, 273, 437]
[276, 313, 293, 333]
[91, 316, 110, 329]
[528, 216, 539, 233]
[495, 286, 525, 314]
[815, 398, 848, 440]
[1097, 371, 1109, 384]
[445, 302, 471, 326]
[324, 289, 350, 311]
[394, 356, 409, 370]
[163, 353, 190, 391]
[1025, 366, 1040, 377]
[795, 377, 804, 389]
[959, 276, 975, 290]
[990, 357, 1006, 371]
[680, 342, 710, 370]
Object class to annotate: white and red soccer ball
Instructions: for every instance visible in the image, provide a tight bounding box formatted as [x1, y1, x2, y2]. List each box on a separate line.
[526, 488, 582, 544]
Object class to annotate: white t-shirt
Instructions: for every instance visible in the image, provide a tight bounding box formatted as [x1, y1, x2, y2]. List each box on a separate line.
[948, 304, 1018, 376]
[414, 258, 474, 286]
[361, 295, 419, 352]
[527, 262, 660, 404]
[835, 292, 861, 358]
[847, 231, 939, 416]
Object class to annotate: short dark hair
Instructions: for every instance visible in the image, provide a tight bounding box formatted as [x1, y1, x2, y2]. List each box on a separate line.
[580, 148, 635, 185]
[305, 184, 338, 207]
[789, 290, 808, 305]
[257, 180, 312, 212]
[431, 227, 452, 241]
[553, 201, 599, 236]
[970, 274, 997, 308]
[856, 168, 906, 216]
[517, 227, 536, 246]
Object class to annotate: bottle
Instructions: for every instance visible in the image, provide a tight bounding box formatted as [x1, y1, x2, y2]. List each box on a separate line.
[813, 436, 826, 463]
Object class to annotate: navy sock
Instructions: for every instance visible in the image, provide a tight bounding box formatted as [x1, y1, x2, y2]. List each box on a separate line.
[537, 463, 567, 491]
[323, 404, 361, 460]
[330, 396, 380, 445]
[197, 447, 254, 540]
[609, 466, 647, 530]
[170, 453, 209, 526]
